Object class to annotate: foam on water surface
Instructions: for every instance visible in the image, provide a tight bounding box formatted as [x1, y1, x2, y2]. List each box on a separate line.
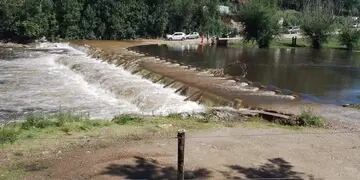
[0, 43, 204, 122]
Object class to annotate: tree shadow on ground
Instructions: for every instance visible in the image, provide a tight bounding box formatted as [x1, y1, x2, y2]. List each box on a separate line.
[226, 158, 312, 180]
[100, 156, 211, 179]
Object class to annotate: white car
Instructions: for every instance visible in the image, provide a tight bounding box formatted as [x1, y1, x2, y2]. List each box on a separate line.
[166, 32, 187, 41]
[186, 32, 200, 39]
[287, 26, 301, 34]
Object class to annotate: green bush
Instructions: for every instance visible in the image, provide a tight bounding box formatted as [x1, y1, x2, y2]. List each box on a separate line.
[0, 126, 19, 144]
[21, 114, 55, 130]
[298, 110, 325, 127]
[338, 20, 360, 50]
[54, 111, 88, 127]
[21, 112, 91, 130]
[300, 1, 334, 49]
[281, 10, 301, 27]
[238, 0, 280, 48]
[112, 115, 143, 125]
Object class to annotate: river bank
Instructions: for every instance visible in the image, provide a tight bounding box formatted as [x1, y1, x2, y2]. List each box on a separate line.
[1, 114, 359, 179]
[72, 40, 360, 131]
[1, 41, 360, 179]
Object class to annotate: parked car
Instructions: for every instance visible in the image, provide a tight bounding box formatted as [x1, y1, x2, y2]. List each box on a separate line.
[166, 32, 187, 41]
[186, 32, 200, 39]
[287, 26, 301, 34]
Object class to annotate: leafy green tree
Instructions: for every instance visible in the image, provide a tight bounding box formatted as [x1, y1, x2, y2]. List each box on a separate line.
[80, 4, 97, 39]
[55, 0, 82, 39]
[238, 0, 280, 48]
[0, 0, 23, 40]
[300, 1, 334, 49]
[0, 0, 225, 41]
[281, 10, 301, 27]
[14, 0, 57, 40]
[338, 19, 360, 50]
[199, 0, 225, 36]
[144, 0, 169, 37]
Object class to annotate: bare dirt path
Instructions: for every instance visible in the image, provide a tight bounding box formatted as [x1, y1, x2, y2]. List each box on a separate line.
[27, 127, 360, 180]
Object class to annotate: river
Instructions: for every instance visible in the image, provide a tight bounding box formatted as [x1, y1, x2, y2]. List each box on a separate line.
[0, 43, 203, 122]
[130, 44, 360, 105]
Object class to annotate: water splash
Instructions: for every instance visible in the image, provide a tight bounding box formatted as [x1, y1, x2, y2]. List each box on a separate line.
[0, 43, 204, 122]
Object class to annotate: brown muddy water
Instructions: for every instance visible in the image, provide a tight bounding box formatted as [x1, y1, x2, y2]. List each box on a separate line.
[130, 44, 360, 105]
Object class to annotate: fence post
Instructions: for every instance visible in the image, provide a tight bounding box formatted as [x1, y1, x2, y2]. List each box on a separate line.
[177, 129, 186, 180]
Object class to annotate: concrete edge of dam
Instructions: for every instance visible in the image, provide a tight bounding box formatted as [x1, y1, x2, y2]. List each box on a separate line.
[71, 40, 360, 130]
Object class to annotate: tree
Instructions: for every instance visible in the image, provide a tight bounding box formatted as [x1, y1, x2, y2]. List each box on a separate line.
[55, 0, 82, 39]
[281, 10, 301, 27]
[144, 0, 169, 37]
[338, 18, 360, 50]
[0, 0, 226, 41]
[300, 0, 334, 49]
[0, 0, 23, 40]
[238, 0, 280, 48]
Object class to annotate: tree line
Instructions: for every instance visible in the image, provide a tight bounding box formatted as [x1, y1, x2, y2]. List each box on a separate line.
[278, 0, 360, 15]
[0, 0, 230, 42]
[238, 0, 360, 49]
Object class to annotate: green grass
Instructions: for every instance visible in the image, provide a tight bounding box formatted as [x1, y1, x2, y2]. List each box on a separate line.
[0, 125, 19, 144]
[0, 112, 113, 145]
[0, 111, 326, 179]
[298, 109, 325, 127]
[0, 112, 220, 147]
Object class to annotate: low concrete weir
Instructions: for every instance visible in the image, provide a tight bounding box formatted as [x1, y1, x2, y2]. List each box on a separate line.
[83, 45, 297, 110]
[70, 40, 360, 129]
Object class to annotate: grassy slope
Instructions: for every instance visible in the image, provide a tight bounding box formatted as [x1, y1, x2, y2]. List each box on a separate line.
[0, 112, 320, 179]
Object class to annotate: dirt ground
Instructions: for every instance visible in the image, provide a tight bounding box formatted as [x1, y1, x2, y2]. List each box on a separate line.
[23, 127, 360, 180]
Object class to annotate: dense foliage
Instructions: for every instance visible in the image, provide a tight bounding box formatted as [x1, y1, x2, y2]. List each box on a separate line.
[339, 19, 360, 49]
[0, 0, 227, 42]
[300, 1, 335, 49]
[279, 0, 360, 15]
[238, 0, 280, 48]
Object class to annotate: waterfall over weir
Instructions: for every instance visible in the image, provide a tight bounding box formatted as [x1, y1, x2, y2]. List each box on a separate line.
[0, 43, 204, 122]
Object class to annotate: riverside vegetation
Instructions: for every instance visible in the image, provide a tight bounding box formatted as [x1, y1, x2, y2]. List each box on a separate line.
[0, 0, 229, 42]
[0, 110, 324, 145]
[0, 110, 324, 179]
[237, 0, 360, 49]
[2, 0, 360, 50]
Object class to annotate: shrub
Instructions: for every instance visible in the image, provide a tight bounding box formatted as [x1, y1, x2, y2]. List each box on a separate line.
[338, 20, 360, 50]
[0, 126, 19, 144]
[238, 0, 280, 48]
[21, 114, 55, 130]
[21, 112, 90, 129]
[112, 115, 143, 125]
[298, 109, 325, 127]
[300, 1, 334, 49]
[54, 111, 88, 127]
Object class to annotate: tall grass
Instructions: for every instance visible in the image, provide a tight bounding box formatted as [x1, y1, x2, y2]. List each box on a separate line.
[298, 109, 325, 127]
[21, 112, 90, 130]
[0, 125, 19, 144]
[0, 111, 104, 144]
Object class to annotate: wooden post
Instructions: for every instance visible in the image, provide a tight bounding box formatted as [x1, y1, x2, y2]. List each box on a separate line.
[177, 129, 186, 180]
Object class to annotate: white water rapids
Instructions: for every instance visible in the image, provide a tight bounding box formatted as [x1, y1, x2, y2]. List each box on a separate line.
[0, 43, 204, 122]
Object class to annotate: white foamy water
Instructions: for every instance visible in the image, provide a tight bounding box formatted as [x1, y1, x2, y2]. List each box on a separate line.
[0, 43, 204, 122]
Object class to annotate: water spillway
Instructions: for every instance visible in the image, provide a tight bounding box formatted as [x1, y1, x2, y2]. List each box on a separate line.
[66, 40, 360, 128]
[88, 46, 297, 109]
[0, 43, 204, 122]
